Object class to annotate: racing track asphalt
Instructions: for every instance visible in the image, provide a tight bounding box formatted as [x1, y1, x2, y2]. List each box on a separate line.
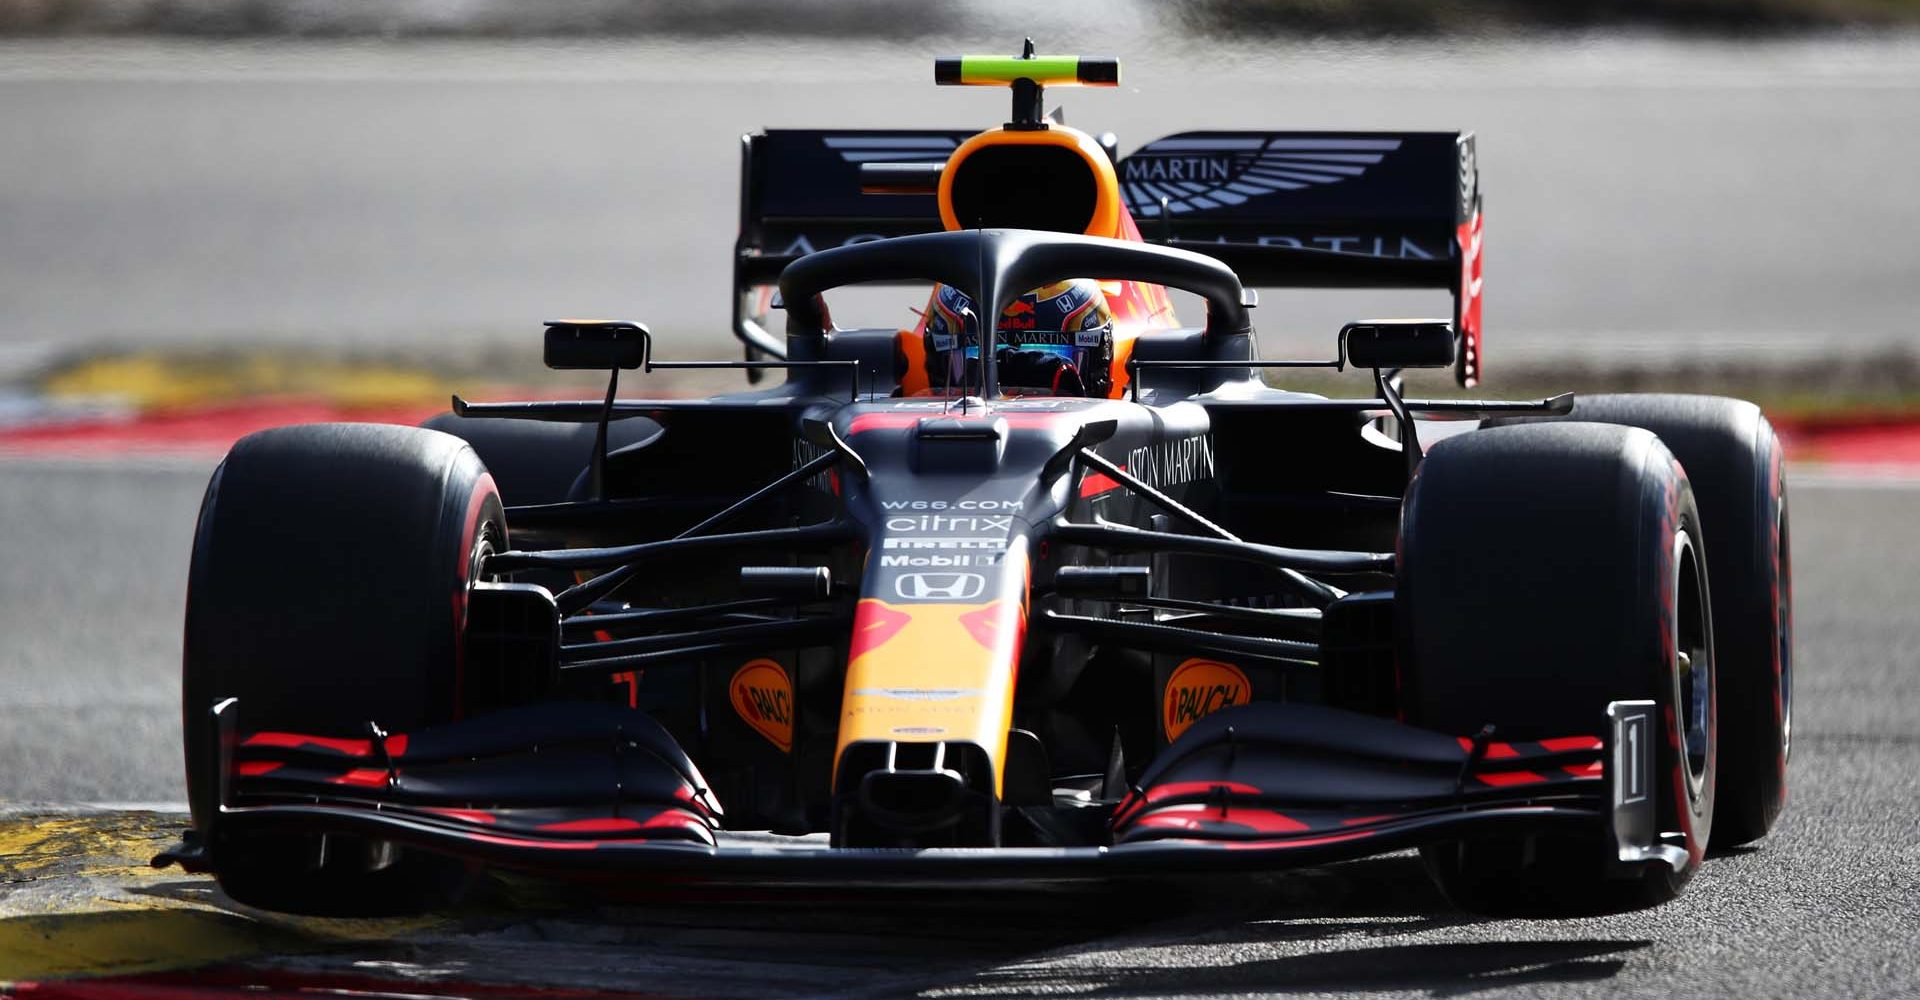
[0, 456, 1913, 997]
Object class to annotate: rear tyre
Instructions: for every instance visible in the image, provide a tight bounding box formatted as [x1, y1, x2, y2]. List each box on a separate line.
[1399, 422, 1715, 915]
[1494, 394, 1790, 847]
[183, 423, 504, 915]
[420, 411, 661, 506]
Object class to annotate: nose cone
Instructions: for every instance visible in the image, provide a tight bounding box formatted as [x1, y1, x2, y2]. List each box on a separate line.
[837, 537, 1031, 798]
[827, 397, 1132, 844]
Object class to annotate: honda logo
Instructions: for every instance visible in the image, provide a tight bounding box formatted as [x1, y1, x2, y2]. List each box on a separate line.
[893, 572, 986, 601]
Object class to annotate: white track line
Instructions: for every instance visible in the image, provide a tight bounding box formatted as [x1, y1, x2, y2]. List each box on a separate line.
[1789, 466, 1920, 490]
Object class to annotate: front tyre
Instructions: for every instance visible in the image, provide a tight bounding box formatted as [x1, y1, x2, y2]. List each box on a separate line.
[1495, 394, 1790, 847]
[182, 423, 503, 915]
[1399, 422, 1715, 915]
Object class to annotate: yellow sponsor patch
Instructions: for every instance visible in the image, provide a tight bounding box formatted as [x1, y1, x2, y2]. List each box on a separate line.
[730, 659, 794, 752]
[1162, 658, 1251, 742]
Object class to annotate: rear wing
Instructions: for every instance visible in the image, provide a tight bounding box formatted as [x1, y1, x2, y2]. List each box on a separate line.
[734, 129, 1484, 385]
[1120, 131, 1482, 385]
[731, 130, 972, 363]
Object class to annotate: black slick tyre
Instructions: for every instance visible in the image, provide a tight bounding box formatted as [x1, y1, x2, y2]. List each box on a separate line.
[420, 411, 661, 506]
[1494, 394, 1790, 848]
[182, 423, 505, 915]
[1399, 422, 1716, 915]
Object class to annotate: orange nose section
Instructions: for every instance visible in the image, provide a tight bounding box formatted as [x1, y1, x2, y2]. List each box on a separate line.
[835, 545, 1030, 796]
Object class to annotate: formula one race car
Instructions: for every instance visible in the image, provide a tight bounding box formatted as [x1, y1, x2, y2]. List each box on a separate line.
[164, 47, 1793, 918]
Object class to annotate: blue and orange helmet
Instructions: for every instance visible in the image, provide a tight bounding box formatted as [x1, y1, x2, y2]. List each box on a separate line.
[923, 279, 1116, 397]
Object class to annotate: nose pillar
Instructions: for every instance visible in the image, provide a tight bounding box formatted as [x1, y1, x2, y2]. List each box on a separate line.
[831, 531, 1029, 847]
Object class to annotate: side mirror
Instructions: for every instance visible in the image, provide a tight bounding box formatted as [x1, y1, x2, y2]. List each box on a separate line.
[1341, 319, 1456, 370]
[544, 319, 651, 371]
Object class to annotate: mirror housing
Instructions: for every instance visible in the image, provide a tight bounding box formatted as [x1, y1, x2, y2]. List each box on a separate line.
[1341, 319, 1456, 370]
[544, 319, 651, 371]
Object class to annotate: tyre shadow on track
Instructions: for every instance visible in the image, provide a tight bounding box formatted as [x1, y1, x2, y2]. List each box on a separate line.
[927, 856, 1651, 999]
[78, 855, 1647, 998]
[948, 939, 1648, 998]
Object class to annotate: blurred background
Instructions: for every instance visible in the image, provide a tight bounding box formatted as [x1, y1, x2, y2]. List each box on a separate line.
[2, 0, 1918, 420]
[3, 12, 1918, 992]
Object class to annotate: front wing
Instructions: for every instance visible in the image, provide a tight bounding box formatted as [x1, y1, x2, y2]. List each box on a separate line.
[160, 699, 1678, 884]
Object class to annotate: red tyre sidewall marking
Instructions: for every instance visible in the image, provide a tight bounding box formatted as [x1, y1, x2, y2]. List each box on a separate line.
[451, 471, 499, 720]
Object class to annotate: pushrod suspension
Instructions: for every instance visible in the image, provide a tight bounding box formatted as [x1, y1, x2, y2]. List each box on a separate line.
[1072, 448, 1348, 605]
[486, 449, 843, 614]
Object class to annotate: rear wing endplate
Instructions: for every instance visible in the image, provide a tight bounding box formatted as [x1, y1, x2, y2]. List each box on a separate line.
[732, 130, 974, 364]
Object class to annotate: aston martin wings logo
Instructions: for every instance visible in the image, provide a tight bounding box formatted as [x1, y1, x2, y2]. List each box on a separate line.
[822, 135, 961, 163]
[1120, 135, 1403, 216]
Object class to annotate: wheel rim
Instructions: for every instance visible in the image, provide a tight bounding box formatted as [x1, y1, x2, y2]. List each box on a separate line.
[453, 514, 503, 717]
[469, 525, 501, 588]
[1777, 503, 1793, 762]
[1674, 528, 1712, 792]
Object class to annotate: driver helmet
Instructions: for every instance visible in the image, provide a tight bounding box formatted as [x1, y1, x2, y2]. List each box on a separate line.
[923, 279, 1115, 398]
